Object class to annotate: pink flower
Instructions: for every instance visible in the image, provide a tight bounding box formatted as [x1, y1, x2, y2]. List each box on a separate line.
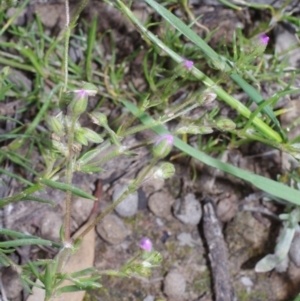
[139, 237, 152, 252]
[155, 134, 174, 146]
[259, 33, 269, 45]
[183, 59, 194, 70]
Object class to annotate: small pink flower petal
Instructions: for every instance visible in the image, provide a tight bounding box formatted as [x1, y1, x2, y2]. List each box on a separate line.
[139, 237, 152, 252]
[155, 134, 174, 146]
[259, 33, 269, 45]
[183, 59, 194, 70]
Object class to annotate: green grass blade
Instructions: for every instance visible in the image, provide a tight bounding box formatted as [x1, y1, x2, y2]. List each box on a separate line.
[122, 99, 300, 206]
[20, 196, 55, 206]
[0, 238, 52, 248]
[116, 0, 282, 142]
[142, 0, 284, 140]
[40, 178, 96, 201]
[230, 73, 287, 140]
[0, 167, 33, 186]
[0, 228, 61, 248]
[86, 16, 97, 82]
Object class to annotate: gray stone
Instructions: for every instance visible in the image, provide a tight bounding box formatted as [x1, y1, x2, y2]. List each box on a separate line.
[164, 269, 186, 299]
[148, 190, 173, 218]
[173, 193, 202, 225]
[112, 183, 138, 217]
[40, 211, 62, 242]
[96, 214, 128, 245]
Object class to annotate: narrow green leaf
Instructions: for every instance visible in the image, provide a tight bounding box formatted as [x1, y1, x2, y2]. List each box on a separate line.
[20, 196, 55, 206]
[70, 267, 98, 278]
[40, 178, 96, 201]
[122, 100, 300, 206]
[27, 261, 41, 279]
[230, 73, 286, 140]
[0, 238, 52, 248]
[0, 167, 33, 186]
[79, 165, 105, 173]
[86, 16, 97, 81]
[78, 141, 110, 165]
[0, 228, 62, 248]
[20, 276, 34, 294]
[56, 285, 84, 294]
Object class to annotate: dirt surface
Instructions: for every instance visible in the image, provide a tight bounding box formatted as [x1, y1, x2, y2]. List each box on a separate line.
[1, 1, 300, 301]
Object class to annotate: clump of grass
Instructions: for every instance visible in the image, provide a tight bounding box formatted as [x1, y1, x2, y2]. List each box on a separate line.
[0, 0, 300, 299]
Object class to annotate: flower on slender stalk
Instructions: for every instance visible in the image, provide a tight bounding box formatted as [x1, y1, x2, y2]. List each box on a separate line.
[152, 134, 174, 158]
[259, 33, 269, 45]
[248, 33, 269, 57]
[183, 59, 194, 70]
[139, 237, 152, 252]
[68, 89, 88, 117]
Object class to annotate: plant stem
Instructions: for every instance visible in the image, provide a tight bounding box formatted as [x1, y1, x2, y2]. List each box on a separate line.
[64, 119, 76, 242]
[75, 159, 158, 239]
[63, 0, 70, 92]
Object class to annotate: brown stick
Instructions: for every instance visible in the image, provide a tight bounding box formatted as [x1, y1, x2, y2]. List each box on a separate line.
[202, 199, 236, 301]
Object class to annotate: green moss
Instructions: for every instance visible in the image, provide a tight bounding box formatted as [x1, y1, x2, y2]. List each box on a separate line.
[191, 269, 211, 294]
[236, 287, 268, 301]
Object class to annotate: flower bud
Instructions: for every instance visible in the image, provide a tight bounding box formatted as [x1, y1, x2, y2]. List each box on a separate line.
[47, 115, 65, 137]
[215, 117, 236, 130]
[183, 59, 194, 70]
[89, 112, 108, 126]
[81, 127, 103, 144]
[176, 125, 213, 135]
[75, 129, 88, 146]
[152, 134, 174, 159]
[68, 89, 88, 117]
[153, 162, 175, 180]
[249, 33, 269, 57]
[81, 82, 98, 96]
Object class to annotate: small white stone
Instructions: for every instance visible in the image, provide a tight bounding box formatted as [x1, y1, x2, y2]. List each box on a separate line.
[240, 276, 254, 288]
[156, 217, 164, 227]
[112, 183, 138, 217]
[143, 296, 155, 301]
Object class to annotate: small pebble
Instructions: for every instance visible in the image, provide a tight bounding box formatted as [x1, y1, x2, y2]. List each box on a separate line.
[96, 214, 128, 245]
[173, 193, 202, 225]
[289, 231, 300, 267]
[164, 269, 186, 299]
[143, 295, 155, 301]
[177, 232, 201, 247]
[156, 217, 164, 227]
[240, 276, 254, 293]
[148, 190, 173, 218]
[112, 183, 138, 217]
[71, 196, 94, 227]
[142, 166, 165, 194]
[240, 276, 254, 288]
[40, 211, 62, 242]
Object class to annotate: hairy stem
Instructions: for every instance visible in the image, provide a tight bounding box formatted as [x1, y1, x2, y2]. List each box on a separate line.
[75, 159, 158, 239]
